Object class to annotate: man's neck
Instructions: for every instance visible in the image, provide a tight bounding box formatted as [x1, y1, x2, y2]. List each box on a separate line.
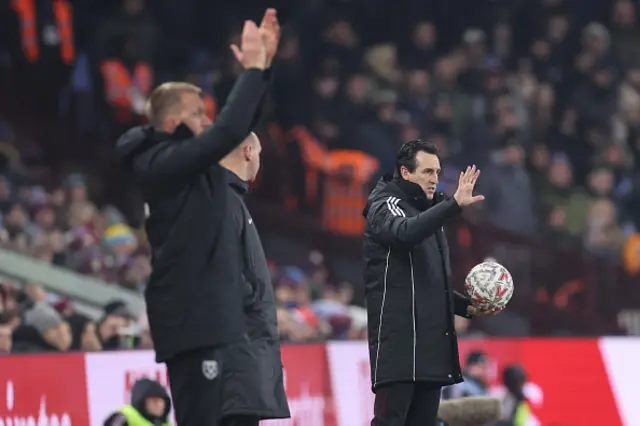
[220, 160, 250, 182]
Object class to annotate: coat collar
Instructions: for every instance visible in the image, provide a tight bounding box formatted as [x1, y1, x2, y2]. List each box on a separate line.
[225, 169, 249, 196]
[389, 174, 432, 211]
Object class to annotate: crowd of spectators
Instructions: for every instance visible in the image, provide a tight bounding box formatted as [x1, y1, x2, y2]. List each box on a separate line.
[1, 0, 640, 352]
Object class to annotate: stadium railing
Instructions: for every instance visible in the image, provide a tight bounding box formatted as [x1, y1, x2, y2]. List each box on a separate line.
[0, 248, 145, 318]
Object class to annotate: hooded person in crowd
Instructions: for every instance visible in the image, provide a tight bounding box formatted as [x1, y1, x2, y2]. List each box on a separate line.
[103, 378, 172, 426]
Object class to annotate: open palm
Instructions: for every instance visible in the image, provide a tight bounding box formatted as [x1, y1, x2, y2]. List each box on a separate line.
[453, 165, 485, 207]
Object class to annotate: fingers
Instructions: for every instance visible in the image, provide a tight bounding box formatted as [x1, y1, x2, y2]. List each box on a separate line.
[260, 8, 278, 32]
[459, 165, 481, 191]
[471, 169, 480, 185]
[230, 44, 242, 62]
[468, 305, 501, 316]
[242, 20, 260, 41]
[247, 20, 260, 33]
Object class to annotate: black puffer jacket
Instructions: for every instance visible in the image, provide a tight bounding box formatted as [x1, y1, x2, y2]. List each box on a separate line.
[362, 174, 471, 391]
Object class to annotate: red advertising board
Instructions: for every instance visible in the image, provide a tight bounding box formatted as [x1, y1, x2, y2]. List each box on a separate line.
[265, 344, 336, 426]
[1, 340, 638, 426]
[328, 339, 632, 426]
[85, 350, 171, 425]
[84, 346, 336, 426]
[0, 353, 90, 425]
[457, 339, 623, 426]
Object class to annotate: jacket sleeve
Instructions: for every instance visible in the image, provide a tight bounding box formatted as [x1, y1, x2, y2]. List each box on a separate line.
[453, 291, 472, 318]
[366, 196, 462, 248]
[103, 412, 128, 426]
[132, 68, 271, 182]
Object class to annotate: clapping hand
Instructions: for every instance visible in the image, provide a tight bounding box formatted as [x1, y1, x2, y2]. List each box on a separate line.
[259, 8, 281, 67]
[230, 20, 268, 70]
[453, 165, 485, 207]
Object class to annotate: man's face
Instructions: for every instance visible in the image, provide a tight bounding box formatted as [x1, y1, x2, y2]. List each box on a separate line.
[401, 151, 441, 199]
[174, 92, 212, 136]
[145, 396, 166, 417]
[42, 322, 72, 351]
[243, 132, 262, 182]
[468, 361, 489, 382]
[99, 314, 128, 341]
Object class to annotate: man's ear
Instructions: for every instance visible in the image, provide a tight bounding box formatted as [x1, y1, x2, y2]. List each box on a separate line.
[243, 143, 252, 161]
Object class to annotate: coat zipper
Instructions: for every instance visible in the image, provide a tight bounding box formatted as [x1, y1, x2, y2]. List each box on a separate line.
[409, 252, 416, 381]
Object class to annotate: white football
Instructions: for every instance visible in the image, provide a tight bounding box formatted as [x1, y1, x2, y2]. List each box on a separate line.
[464, 261, 514, 311]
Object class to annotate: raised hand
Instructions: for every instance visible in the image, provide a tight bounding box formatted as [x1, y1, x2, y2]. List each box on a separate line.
[230, 20, 267, 70]
[453, 165, 485, 207]
[259, 8, 281, 67]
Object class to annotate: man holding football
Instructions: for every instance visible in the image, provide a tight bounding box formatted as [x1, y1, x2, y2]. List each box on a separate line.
[362, 140, 501, 426]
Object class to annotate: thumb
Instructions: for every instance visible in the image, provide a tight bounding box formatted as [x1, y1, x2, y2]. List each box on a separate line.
[470, 195, 485, 203]
[230, 44, 243, 62]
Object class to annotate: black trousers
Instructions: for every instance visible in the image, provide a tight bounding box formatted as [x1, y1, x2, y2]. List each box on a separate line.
[372, 382, 442, 426]
[166, 347, 260, 426]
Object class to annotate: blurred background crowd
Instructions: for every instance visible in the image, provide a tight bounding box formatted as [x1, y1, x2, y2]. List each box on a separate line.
[1, 0, 640, 355]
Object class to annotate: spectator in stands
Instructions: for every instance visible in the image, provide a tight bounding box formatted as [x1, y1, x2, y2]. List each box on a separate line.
[104, 378, 171, 426]
[67, 313, 102, 352]
[479, 141, 537, 235]
[442, 351, 490, 400]
[94, 0, 158, 127]
[13, 302, 71, 353]
[97, 301, 133, 350]
[496, 364, 535, 426]
[94, 0, 159, 62]
[0, 284, 21, 330]
[0, 320, 12, 354]
[65, 173, 89, 204]
[276, 306, 318, 343]
[584, 198, 625, 257]
[537, 154, 590, 237]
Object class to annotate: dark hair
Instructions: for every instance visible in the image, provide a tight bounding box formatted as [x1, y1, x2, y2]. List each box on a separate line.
[395, 140, 439, 175]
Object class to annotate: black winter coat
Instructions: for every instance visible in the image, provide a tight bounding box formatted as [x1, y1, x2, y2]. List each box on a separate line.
[220, 170, 289, 419]
[362, 174, 471, 391]
[115, 68, 271, 362]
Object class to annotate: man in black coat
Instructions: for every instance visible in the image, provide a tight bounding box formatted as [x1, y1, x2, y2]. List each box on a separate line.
[115, 10, 289, 426]
[362, 140, 500, 426]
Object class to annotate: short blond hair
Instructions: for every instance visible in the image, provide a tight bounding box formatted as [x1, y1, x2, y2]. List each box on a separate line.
[145, 82, 202, 128]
